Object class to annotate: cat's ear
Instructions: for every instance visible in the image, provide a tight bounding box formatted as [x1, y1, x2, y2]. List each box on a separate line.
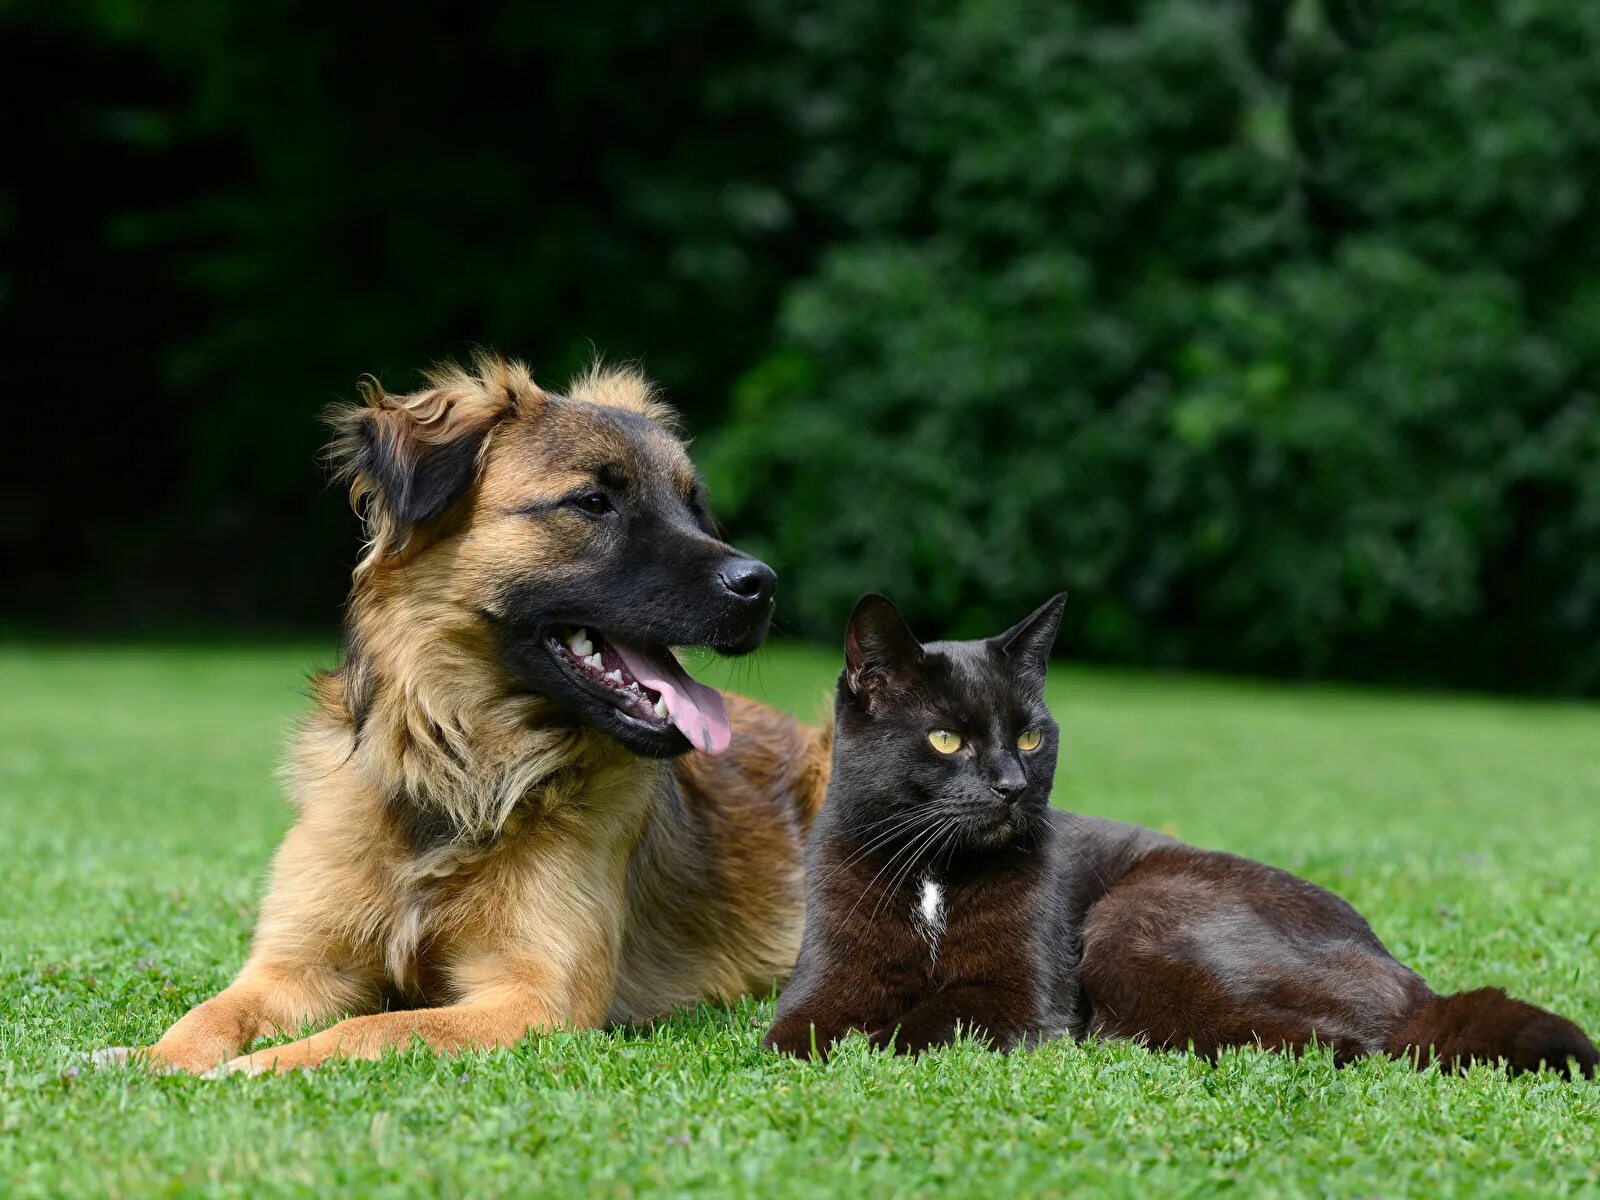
[992, 592, 1067, 681]
[844, 594, 924, 699]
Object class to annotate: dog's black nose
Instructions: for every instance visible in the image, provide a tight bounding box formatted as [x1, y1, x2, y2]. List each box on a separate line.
[718, 558, 776, 605]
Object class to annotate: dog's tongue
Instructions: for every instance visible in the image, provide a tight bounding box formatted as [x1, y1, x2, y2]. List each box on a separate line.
[612, 642, 732, 756]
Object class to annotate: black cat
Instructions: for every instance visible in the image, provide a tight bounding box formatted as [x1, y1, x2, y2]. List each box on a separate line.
[764, 594, 1598, 1076]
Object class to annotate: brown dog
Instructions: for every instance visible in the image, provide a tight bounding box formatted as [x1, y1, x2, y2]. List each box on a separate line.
[97, 354, 829, 1074]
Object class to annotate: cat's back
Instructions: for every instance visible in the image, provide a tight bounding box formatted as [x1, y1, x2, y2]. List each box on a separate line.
[1045, 810, 1172, 898]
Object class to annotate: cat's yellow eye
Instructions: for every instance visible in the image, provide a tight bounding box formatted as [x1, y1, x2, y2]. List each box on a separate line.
[928, 729, 962, 754]
[1017, 729, 1042, 752]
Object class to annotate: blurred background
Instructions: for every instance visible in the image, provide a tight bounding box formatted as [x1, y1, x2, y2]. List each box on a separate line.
[4, 0, 1599, 694]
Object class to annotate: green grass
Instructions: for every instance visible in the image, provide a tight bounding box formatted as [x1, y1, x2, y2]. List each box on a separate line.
[2, 640, 1598, 1199]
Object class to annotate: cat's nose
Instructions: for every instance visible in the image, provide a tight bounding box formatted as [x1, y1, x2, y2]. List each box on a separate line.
[989, 773, 1026, 801]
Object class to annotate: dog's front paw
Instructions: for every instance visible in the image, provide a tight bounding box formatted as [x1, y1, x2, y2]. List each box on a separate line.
[91, 1045, 137, 1069]
[92, 1041, 236, 1076]
[90, 1045, 190, 1074]
[201, 1053, 275, 1079]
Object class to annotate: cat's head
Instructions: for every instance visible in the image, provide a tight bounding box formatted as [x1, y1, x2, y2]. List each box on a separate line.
[829, 593, 1067, 853]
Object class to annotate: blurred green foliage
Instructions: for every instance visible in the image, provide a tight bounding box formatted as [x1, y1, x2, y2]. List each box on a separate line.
[4, 1, 1598, 691]
[708, 0, 1600, 691]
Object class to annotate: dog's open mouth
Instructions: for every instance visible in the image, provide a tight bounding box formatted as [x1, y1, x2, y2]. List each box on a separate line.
[546, 627, 732, 755]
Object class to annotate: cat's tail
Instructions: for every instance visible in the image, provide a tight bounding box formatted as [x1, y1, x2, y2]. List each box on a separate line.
[1385, 987, 1597, 1078]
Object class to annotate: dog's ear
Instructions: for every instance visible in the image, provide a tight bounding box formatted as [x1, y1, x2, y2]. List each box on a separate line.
[327, 353, 541, 570]
[844, 594, 924, 702]
[990, 592, 1067, 687]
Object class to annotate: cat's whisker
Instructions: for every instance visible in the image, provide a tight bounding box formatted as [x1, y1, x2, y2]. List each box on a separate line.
[869, 819, 951, 923]
[844, 823, 937, 920]
[835, 811, 935, 866]
[936, 820, 964, 870]
[807, 811, 934, 889]
[841, 816, 943, 928]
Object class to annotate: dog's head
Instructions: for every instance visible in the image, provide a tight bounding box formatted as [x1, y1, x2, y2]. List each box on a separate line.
[327, 354, 775, 759]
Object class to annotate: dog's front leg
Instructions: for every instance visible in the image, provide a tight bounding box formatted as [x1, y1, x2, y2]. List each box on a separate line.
[210, 812, 637, 1074]
[210, 953, 579, 1074]
[96, 959, 372, 1075]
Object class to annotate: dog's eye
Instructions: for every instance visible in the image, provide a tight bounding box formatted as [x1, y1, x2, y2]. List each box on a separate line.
[571, 492, 612, 516]
[928, 729, 962, 754]
[1017, 729, 1042, 752]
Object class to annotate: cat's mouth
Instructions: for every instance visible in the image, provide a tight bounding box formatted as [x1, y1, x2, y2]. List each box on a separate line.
[956, 804, 1041, 851]
[967, 819, 1016, 849]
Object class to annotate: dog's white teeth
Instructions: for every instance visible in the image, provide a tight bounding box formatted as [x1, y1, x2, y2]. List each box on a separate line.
[604, 670, 623, 684]
[653, 697, 669, 719]
[585, 653, 603, 669]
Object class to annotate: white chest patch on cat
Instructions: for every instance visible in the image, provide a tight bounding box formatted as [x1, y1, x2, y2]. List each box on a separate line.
[913, 876, 946, 957]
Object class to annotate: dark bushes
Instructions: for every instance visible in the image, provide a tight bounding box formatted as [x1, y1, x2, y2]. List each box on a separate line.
[706, 0, 1600, 691]
[7, 1, 1599, 691]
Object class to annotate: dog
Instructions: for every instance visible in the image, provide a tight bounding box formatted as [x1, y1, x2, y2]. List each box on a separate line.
[97, 354, 829, 1074]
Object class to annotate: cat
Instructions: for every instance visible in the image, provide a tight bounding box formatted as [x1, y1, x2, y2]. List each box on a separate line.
[763, 593, 1598, 1076]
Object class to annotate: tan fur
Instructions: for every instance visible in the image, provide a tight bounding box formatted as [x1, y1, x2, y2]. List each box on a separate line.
[119, 356, 829, 1075]
[326, 350, 539, 575]
[567, 360, 677, 427]
[611, 697, 832, 1022]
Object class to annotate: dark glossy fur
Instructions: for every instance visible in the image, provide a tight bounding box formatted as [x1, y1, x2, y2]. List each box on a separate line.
[766, 597, 1598, 1079]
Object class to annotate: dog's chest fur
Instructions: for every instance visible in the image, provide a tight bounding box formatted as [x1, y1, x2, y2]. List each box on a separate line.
[376, 740, 657, 999]
[284, 672, 822, 1021]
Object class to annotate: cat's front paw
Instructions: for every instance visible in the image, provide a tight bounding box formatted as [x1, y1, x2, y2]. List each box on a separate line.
[762, 1017, 834, 1061]
[867, 1022, 958, 1056]
[865, 1025, 906, 1053]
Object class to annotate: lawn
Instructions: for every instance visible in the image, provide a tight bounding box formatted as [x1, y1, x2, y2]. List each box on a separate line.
[1, 639, 1597, 1199]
